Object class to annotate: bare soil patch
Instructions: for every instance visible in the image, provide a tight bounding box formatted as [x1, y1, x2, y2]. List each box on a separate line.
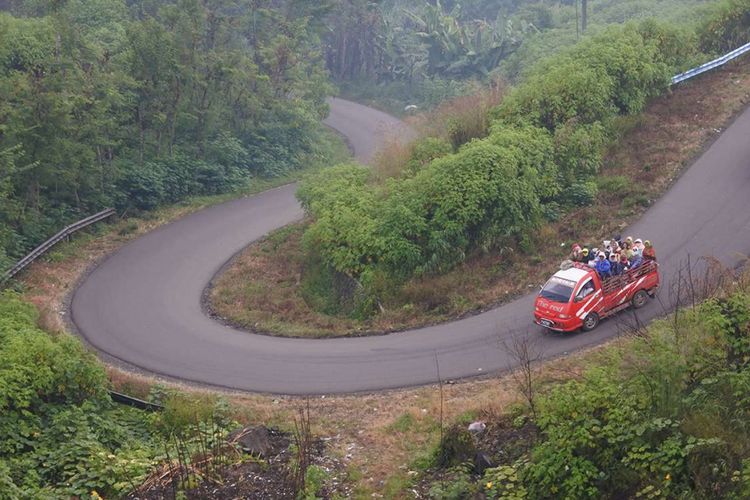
[208, 58, 750, 338]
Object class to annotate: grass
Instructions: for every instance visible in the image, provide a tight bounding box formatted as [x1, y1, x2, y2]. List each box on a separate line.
[208, 56, 750, 338]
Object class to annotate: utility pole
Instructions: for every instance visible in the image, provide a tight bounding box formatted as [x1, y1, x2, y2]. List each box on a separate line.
[582, 0, 588, 33]
[575, 0, 579, 41]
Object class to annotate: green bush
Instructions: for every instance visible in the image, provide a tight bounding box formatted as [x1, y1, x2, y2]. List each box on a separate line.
[596, 175, 632, 195]
[563, 181, 599, 207]
[496, 24, 673, 127]
[428, 465, 476, 499]
[699, 0, 750, 54]
[483, 463, 527, 500]
[298, 164, 383, 278]
[405, 137, 453, 176]
[299, 17, 708, 305]
[553, 121, 608, 184]
[0, 292, 158, 497]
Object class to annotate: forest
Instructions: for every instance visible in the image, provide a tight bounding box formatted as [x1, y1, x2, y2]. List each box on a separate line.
[0, 0, 334, 270]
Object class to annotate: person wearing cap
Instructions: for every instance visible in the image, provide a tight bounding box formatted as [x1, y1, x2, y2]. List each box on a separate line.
[643, 240, 656, 261]
[634, 238, 644, 252]
[596, 251, 611, 279]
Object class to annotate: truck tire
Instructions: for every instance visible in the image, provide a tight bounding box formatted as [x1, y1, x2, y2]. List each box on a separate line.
[582, 312, 599, 331]
[632, 290, 649, 309]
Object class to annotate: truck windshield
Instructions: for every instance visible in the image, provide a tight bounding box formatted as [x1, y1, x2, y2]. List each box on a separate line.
[540, 276, 576, 303]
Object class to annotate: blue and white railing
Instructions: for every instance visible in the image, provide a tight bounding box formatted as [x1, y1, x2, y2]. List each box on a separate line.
[672, 42, 750, 85]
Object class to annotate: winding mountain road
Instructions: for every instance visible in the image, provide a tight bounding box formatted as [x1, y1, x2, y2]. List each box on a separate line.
[70, 97, 750, 395]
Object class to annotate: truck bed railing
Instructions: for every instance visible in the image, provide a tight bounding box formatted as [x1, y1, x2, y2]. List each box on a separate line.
[601, 260, 657, 295]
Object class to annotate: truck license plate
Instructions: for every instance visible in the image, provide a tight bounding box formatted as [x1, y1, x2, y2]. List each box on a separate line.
[540, 319, 554, 327]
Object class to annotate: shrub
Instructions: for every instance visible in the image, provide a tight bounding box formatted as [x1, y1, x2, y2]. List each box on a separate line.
[298, 164, 383, 278]
[494, 24, 672, 131]
[428, 463, 476, 499]
[596, 175, 632, 195]
[489, 291, 750, 499]
[0, 292, 158, 497]
[553, 121, 608, 184]
[563, 181, 598, 207]
[115, 161, 166, 210]
[387, 140, 542, 276]
[699, 0, 750, 54]
[405, 137, 453, 176]
[487, 123, 559, 200]
[484, 463, 527, 500]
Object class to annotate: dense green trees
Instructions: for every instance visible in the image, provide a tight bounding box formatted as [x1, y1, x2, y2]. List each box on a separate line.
[0, 0, 334, 262]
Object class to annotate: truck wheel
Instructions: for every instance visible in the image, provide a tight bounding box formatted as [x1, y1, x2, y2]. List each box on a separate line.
[582, 313, 599, 332]
[632, 290, 649, 309]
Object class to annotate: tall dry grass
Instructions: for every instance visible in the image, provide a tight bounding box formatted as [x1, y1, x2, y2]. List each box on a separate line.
[371, 78, 507, 183]
[422, 78, 507, 148]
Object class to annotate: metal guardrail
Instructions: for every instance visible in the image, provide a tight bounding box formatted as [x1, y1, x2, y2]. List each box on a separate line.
[1, 208, 116, 283]
[109, 390, 165, 412]
[672, 41, 750, 84]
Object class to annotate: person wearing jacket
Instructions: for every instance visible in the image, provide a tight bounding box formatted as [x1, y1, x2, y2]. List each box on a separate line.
[596, 252, 612, 279]
[609, 253, 622, 276]
[620, 254, 630, 272]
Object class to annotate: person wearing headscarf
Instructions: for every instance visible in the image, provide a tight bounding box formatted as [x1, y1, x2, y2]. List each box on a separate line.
[620, 254, 630, 272]
[570, 244, 583, 262]
[642, 240, 656, 261]
[596, 251, 612, 279]
[609, 252, 622, 276]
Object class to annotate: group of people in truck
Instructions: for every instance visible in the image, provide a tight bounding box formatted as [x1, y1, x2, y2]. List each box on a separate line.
[569, 236, 656, 279]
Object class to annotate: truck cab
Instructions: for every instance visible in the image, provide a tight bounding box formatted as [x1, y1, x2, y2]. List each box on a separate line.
[534, 261, 659, 332]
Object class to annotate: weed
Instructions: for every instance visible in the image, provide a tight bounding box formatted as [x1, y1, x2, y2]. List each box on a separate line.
[596, 175, 631, 195]
[389, 413, 417, 433]
[118, 220, 140, 236]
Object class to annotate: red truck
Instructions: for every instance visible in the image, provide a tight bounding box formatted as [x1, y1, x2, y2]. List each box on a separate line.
[534, 261, 660, 332]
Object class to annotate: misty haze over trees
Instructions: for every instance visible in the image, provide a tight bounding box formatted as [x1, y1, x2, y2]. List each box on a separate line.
[324, 0, 719, 110]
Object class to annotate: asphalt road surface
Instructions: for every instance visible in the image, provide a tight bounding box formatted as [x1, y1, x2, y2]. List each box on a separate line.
[70, 98, 750, 395]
